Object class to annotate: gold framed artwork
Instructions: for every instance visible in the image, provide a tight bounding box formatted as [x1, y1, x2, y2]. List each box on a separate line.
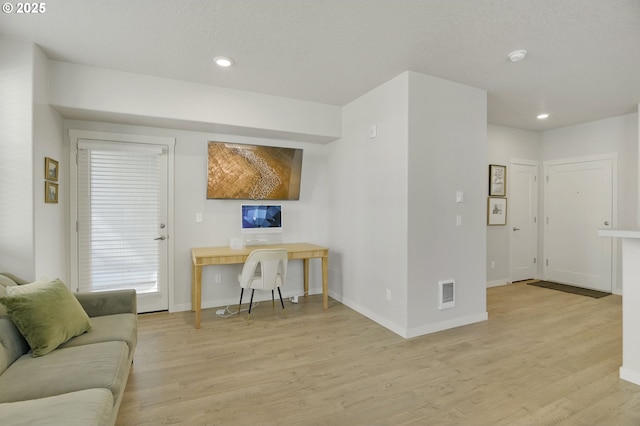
[206, 141, 303, 200]
[45, 157, 59, 181]
[45, 181, 58, 204]
[489, 164, 506, 196]
[487, 197, 507, 226]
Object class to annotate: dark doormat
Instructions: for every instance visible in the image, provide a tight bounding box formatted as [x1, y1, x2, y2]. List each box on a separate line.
[527, 281, 611, 298]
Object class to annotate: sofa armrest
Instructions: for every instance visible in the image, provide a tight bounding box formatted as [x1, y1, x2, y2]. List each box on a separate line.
[75, 289, 137, 317]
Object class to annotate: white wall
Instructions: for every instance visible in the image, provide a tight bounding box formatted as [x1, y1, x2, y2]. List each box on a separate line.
[486, 116, 638, 293]
[486, 125, 541, 286]
[541, 114, 638, 233]
[49, 61, 341, 144]
[327, 72, 410, 334]
[0, 36, 34, 279]
[328, 71, 488, 338]
[541, 113, 638, 293]
[64, 119, 328, 311]
[0, 39, 66, 282]
[33, 45, 65, 281]
[406, 72, 488, 336]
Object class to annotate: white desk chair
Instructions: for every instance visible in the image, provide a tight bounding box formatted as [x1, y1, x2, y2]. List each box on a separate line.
[238, 249, 288, 323]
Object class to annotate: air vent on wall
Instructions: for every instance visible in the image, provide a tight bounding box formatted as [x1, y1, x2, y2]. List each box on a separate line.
[439, 279, 455, 310]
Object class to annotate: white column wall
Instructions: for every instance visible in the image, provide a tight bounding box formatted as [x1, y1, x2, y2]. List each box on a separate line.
[406, 72, 488, 336]
[0, 36, 35, 279]
[328, 71, 489, 338]
[33, 45, 66, 281]
[327, 73, 410, 334]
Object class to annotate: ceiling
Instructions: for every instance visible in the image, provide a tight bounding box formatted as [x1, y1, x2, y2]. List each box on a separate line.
[1, 0, 639, 132]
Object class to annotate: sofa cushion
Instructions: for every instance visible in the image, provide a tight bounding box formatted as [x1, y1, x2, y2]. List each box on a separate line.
[59, 313, 137, 356]
[0, 273, 28, 286]
[0, 274, 19, 316]
[0, 316, 30, 376]
[0, 279, 92, 356]
[75, 289, 137, 317]
[0, 388, 113, 426]
[0, 340, 130, 404]
[0, 275, 18, 293]
[5, 277, 51, 295]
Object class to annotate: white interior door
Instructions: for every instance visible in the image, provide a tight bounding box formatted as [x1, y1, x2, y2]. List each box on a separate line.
[544, 158, 614, 292]
[509, 161, 538, 282]
[70, 131, 175, 313]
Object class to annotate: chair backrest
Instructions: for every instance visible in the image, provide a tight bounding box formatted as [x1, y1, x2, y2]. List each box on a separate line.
[239, 249, 288, 291]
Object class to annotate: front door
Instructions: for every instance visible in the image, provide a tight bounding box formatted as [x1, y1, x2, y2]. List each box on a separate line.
[544, 157, 614, 292]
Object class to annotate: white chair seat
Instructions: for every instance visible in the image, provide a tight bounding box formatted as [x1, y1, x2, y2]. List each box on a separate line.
[237, 249, 288, 322]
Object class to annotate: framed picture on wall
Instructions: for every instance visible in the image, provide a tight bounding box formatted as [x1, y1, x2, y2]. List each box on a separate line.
[45, 157, 59, 182]
[489, 164, 506, 196]
[487, 197, 507, 226]
[45, 181, 58, 204]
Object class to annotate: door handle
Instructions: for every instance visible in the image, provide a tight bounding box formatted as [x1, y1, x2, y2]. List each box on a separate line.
[154, 236, 166, 241]
[604, 221, 610, 226]
[513, 227, 520, 231]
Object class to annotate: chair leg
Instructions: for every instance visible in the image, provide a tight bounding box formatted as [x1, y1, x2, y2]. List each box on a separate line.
[277, 287, 286, 318]
[272, 290, 275, 312]
[238, 288, 244, 316]
[247, 289, 255, 325]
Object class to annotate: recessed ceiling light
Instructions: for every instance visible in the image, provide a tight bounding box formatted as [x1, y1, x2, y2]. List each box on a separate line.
[213, 56, 234, 67]
[508, 49, 527, 62]
[537, 113, 549, 119]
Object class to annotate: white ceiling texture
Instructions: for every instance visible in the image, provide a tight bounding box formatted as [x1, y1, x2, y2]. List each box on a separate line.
[1, 0, 639, 131]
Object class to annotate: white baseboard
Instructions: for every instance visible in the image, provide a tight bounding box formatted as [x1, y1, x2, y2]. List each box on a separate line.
[330, 291, 407, 337]
[405, 312, 489, 339]
[620, 366, 640, 386]
[330, 290, 488, 339]
[487, 279, 510, 288]
[172, 288, 321, 313]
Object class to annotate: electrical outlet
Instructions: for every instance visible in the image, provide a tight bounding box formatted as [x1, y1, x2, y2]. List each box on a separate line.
[386, 288, 391, 301]
[215, 274, 222, 284]
[491, 261, 495, 269]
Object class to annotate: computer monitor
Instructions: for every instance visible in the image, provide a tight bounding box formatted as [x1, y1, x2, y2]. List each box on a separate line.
[241, 204, 282, 233]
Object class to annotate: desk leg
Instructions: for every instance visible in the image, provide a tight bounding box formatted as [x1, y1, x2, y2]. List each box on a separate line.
[191, 263, 196, 312]
[193, 265, 202, 329]
[322, 256, 328, 310]
[303, 258, 310, 299]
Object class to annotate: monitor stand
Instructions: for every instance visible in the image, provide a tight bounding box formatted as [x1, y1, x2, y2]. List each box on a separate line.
[244, 234, 283, 246]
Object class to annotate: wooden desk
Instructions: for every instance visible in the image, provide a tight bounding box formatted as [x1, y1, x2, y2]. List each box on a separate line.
[191, 243, 329, 329]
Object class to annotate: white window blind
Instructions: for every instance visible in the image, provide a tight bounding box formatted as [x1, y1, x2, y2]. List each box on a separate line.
[77, 141, 165, 294]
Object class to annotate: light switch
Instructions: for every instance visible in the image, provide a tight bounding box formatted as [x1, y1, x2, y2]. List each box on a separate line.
[369, 125, 377, 139]
[196, 213, 203, 223]
[456, 191, 464, 203]
[456, 215, 462, 226]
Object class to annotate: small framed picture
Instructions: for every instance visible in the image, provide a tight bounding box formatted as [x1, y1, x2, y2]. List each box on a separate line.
[489, 164, 506, 196]
[45, 181, 58, 204]
[45, 157, 59, 182]
[487, 197, 507, 226]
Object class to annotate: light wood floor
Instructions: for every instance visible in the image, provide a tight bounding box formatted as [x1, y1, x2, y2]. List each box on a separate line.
[117, 283, 640, 425]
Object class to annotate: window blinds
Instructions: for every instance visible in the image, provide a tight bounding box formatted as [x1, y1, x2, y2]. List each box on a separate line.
[77, 141, 165, 294]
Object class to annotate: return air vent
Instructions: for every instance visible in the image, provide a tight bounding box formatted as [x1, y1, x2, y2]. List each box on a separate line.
[439, 279, 455, 310]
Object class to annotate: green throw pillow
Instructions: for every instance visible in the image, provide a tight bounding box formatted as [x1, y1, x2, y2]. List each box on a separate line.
[0, 279, 92, 357]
